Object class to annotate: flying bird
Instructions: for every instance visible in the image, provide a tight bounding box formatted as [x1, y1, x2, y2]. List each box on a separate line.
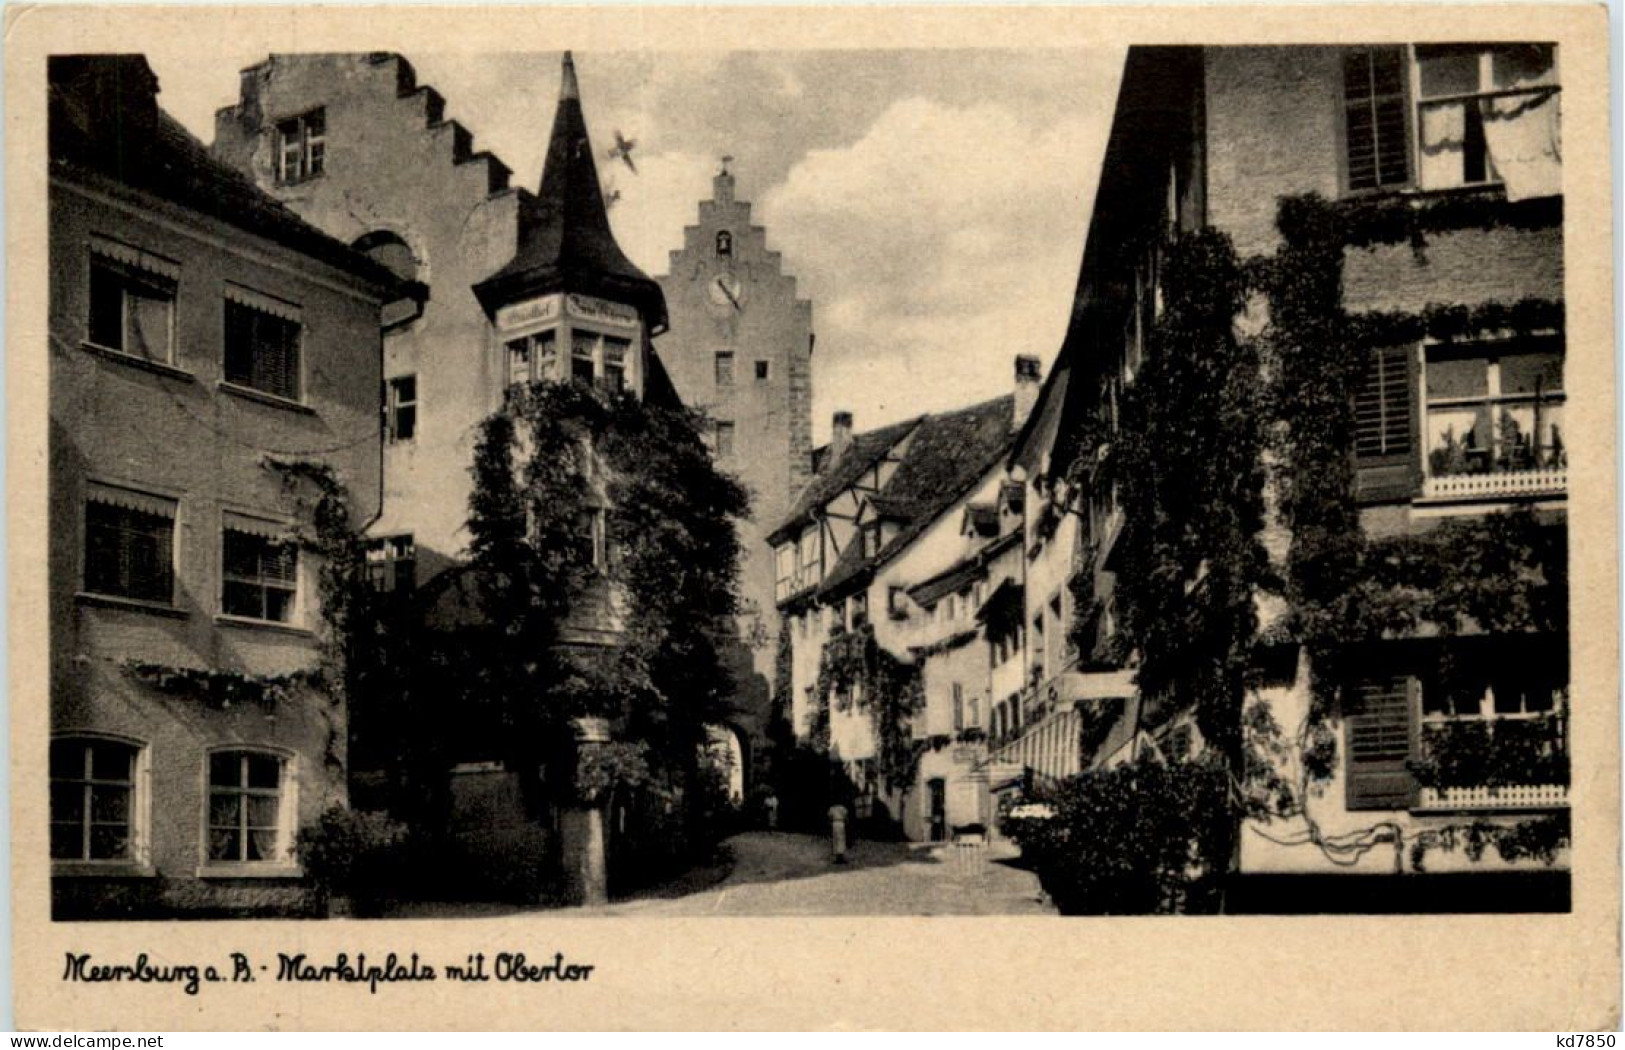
[603, 187, 622, 209]
[608, 131, 638, 174]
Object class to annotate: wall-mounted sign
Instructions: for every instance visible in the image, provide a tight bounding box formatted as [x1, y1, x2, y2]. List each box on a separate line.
[496, 294, 562, 331]
[567, 293, 640, 328]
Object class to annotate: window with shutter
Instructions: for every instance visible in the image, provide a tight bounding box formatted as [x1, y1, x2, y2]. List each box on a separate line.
[223, 298, 301, 401]
[1346, 674, 1418, 810]
[1344, 48, 1411, 192]
[1355, 347, 1413, 458]
[84, 486, 177, 604]
[1355, 345, 1419, 502]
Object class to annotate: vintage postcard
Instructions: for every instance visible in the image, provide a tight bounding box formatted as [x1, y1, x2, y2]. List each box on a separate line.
[7, 3, 1618, 1031]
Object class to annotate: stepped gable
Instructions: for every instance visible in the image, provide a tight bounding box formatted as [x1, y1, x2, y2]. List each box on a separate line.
[215, 52, 518, 209]
[474, 53, 667, 331]
[818, 394, 1018, 599]
[52, 54, 412, 295]
[379, 53, 516, 198]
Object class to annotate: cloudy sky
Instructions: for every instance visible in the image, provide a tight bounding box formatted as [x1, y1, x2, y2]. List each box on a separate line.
[150, 47, 1123, 442]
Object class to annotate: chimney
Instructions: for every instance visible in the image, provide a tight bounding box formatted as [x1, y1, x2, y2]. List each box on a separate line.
[831, 411, 854, 463]
[1014, 355, 1043, 428]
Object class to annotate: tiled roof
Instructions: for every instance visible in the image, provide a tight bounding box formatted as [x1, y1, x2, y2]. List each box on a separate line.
[819, 395, 1016, 599]
[868, 494, 925, 521]
[907, 559, 984, 611]
[48, 56, 414, 297]
[766, 415, 921, 546]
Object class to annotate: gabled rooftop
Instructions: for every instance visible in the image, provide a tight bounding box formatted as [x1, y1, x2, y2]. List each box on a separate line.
[766, 415, 922, 547]
[819, 394, 1017, 599]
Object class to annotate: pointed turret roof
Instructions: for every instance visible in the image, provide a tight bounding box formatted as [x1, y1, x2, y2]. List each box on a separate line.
[474, 52, 667, 331]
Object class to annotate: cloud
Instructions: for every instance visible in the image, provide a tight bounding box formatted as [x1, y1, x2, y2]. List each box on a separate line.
[761, 94, 1110, 440]
[145, 47, 1119, 446]
[604, 149, 717, 276]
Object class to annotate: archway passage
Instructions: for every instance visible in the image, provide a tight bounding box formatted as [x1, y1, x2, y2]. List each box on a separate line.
[705, 724, 747, 802]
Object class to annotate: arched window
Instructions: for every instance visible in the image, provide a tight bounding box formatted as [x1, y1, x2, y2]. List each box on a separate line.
[715, 230, 733, 257]
[351, 230, 419, 282]
[50, 735, 146, 864]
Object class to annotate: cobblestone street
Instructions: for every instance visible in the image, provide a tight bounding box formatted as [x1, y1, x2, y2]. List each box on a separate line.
[579, 832, 1055, 917]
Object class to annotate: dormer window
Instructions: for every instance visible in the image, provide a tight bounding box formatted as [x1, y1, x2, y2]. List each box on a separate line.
[716, 230, 733, 257]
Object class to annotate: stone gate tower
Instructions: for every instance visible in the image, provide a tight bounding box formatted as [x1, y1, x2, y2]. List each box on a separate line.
[656, 164, 814, 781]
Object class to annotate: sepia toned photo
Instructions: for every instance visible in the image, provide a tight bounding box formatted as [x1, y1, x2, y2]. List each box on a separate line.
[9, 3, 1617, 1031]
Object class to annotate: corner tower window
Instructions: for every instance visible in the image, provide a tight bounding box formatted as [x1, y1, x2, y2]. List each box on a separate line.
[716, 230, 733, 257]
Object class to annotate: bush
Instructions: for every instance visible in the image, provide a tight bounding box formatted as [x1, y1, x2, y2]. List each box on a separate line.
[298, 804, 410, 917]
[1002, 756, 1236, 915]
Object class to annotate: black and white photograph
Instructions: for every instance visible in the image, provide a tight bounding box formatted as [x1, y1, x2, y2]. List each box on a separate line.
[10, 2, 1617, 1032]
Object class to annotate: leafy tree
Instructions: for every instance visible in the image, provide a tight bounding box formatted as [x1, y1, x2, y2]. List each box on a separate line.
[458, 380, 750, 846]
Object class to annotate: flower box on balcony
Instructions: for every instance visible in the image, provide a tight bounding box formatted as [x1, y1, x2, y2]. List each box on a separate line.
[1407, 714, 1569, 808]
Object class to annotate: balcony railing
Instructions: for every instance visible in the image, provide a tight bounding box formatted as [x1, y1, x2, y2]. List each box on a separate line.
[1423, 466, 1567, 500]
[1416, 783, 1568, 811]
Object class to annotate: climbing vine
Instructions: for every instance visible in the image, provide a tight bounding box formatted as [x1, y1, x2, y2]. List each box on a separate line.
[1100, 228, 1270, 768]
[1316, 189, 1560, 251]
[124, 457, 369, 790]
[122, 661, 320, 711]
[814, 621, 926, 793]
[1263, 193, 1568, 727]
[1025, 192, 1572, 894]
[1249, 191, 1570, 868]
[458, 379, 749, 830]
[769, 617, 795, 749]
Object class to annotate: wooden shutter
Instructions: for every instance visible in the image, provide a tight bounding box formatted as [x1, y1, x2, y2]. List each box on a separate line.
[1344, 48, 1411, 191]
[1345, 674, 1418, 810]
[1354, 344, 1420, 503]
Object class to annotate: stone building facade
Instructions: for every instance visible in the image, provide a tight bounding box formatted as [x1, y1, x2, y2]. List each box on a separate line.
[769, 359, 1038, 839]
[48, 56, 413, 917]
[214, 52, 530, 587]
[656, 167, 814, 786]
[217, 51, 693, 905]
[1008, 44, 1569, 910]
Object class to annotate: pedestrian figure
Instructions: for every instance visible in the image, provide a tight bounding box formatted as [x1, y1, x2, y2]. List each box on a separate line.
[764, 792, 779, 832]
[829, 803, 849, 864]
